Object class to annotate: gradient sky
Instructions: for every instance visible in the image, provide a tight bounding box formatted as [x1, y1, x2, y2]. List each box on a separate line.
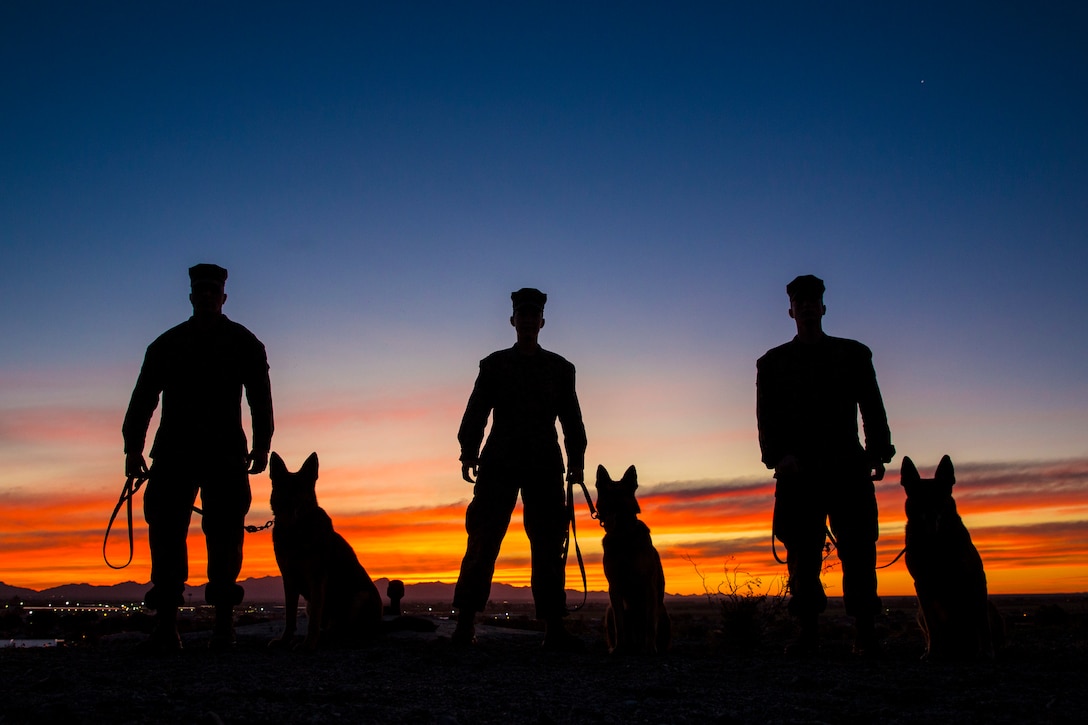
[2, 2, 1086, 597]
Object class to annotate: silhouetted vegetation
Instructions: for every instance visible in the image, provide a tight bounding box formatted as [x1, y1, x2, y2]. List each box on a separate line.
[685, 555, 789, 654]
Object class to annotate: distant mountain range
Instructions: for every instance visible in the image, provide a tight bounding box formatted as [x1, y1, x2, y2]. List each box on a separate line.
[0, 577, 614, 605]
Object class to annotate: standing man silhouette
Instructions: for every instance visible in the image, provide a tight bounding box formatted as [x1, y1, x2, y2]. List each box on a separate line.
[756, 275, 894, 656]
[123, 263, 273, 651]
[452, 288, 588, 650]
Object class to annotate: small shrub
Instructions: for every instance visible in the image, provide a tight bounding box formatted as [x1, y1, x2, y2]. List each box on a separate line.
[684, 555, 787, 654]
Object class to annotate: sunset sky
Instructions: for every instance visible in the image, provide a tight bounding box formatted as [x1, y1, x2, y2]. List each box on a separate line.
[2, 3, 1086, 598]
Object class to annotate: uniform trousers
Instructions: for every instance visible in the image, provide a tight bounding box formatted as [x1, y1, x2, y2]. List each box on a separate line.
[143, 457, 252, 610]
[773, 465, 881, 619]
[453, 468, 568, 620]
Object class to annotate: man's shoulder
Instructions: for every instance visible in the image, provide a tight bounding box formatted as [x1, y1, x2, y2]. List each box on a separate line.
[758, 336, 871, 366]
[757, 340, 796, 367]
[480, 348, 512, 365]
[479, 347, 575, 372]
[220, 316, 264, 344]
[149, 316, 264, 352]
[480, 346, 573, 363]
[148, 320, 192, 349]
[824, 335, 873, 357]
[537, 347, 575, 369]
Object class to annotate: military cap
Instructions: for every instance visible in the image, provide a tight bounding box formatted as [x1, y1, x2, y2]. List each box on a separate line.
[511, 287, 547, 313]
[189, 263, 228, 286]
[786, 274, 825, 300]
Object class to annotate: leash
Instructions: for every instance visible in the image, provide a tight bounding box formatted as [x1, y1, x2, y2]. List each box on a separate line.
[103, 474, 149, 570]
[562, 476, 600, 612]
[771, 526, 906, 569]
[823, 527, 907, 569]
[103, 474, 274, 570]
[876, 547, 907, 569]
[191, 505, 274, 534]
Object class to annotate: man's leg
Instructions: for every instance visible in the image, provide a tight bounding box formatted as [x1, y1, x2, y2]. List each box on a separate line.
[522, 477, 582, 650]
[142, 465, 198, 650]
[773, 473, 828, 654]
[201, 462, 252, 649]
[452, 474, 518, 644]
[830, 472, 881, 655]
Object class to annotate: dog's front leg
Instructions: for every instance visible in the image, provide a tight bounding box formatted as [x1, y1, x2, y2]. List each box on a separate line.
[608, 590, 627, 654]
[639, 599, 659, 655]
[301, 576, 325, 651]
[270, 576, 300, 648]
[921, 595, 950, 661]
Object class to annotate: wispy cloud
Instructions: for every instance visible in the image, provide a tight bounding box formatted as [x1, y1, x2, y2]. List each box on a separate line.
[2, 457, 1086, 593]
[0, 406, 122, 448]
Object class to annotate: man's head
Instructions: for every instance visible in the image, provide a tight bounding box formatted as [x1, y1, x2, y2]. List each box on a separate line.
[786, 274, 825, 329]
[510, 287, 546, 342]
[189, 263, 228, 317]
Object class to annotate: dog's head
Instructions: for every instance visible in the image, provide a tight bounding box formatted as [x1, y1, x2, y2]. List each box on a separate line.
[594, 464, 640, 531]
[900, 454, 957, 534]
[269, 451, 320, 525]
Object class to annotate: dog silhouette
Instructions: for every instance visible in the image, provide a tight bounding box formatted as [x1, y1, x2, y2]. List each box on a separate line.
[268, 452, 382, 650]
[595, 464, 670, 655]
[901, 455, 1003, 660]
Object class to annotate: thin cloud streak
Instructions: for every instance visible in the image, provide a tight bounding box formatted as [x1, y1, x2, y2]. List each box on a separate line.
[0, 406, 122, 448]
[1, 458, 1086, 593]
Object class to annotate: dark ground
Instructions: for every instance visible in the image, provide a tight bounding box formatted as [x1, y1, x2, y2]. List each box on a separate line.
[1, 595, 1085, 724]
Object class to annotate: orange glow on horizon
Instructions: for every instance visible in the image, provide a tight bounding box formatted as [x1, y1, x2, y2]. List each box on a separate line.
[2, 459, 1086, 597]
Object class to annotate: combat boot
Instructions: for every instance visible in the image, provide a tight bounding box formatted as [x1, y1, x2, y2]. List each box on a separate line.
[209, 604, 236, 650]
[784, 613, 819, 657]
[451, 609, 477, 647]
[851, 615, 880, 658]
[541, 618, 585, 653]
[139, 606, 182, 653]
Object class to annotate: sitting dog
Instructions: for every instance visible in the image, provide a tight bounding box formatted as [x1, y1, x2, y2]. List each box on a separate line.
[595, 464, 670, 655]
[901, 455, 1003, 660]
[268, 452, 382, 650]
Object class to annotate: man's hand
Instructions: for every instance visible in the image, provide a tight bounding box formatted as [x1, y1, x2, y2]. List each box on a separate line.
[125, 453, 148, 478]
[461, 461, 478, 483]
[565, 468, 584, 486]
[870, 463, 886, 482]
[248, 450, 269, 475]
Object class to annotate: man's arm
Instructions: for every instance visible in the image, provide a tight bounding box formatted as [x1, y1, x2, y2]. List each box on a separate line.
[755, 355, 783, 470]
[244, 339, 274, 474]
[457, 360, 492, 483]
[558, 365, 587, 485]
[856, 346, 894, 479]
[122, 346, 161, 477]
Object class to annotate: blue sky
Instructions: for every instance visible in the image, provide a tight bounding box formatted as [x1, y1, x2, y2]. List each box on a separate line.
[2, 2, 1087, 590]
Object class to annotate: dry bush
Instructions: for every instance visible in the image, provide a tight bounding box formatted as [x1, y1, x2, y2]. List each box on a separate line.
[684, 554, 788, 653]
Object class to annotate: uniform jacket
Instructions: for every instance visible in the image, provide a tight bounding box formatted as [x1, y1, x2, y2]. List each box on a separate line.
[458, 345, 587, 475]
[756, 334, 893, 470]
[123, 314, 273, 462]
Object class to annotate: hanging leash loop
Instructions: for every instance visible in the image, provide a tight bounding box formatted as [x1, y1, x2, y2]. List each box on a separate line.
[103, 474, 148, 570]
[104, 472, 274, 570]
[562, 476, 600, 613]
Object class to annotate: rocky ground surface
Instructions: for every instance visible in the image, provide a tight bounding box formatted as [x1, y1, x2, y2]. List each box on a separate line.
[1, 596, 1085, 724]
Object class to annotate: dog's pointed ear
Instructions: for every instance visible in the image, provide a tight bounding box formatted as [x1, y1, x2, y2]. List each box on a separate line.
[269, 452, 286, 478]
[900, 457, 918, 487]
[301, 452, 319, 480]
[595, 464, 609, 487]
[935, 455, 955, 487]
[621, 465, 638, 490]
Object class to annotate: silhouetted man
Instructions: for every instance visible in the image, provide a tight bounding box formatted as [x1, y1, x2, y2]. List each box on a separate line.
[452, 288, 588, 650]
[123, 263, 273, 651]
[756, 275, 894, 656]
